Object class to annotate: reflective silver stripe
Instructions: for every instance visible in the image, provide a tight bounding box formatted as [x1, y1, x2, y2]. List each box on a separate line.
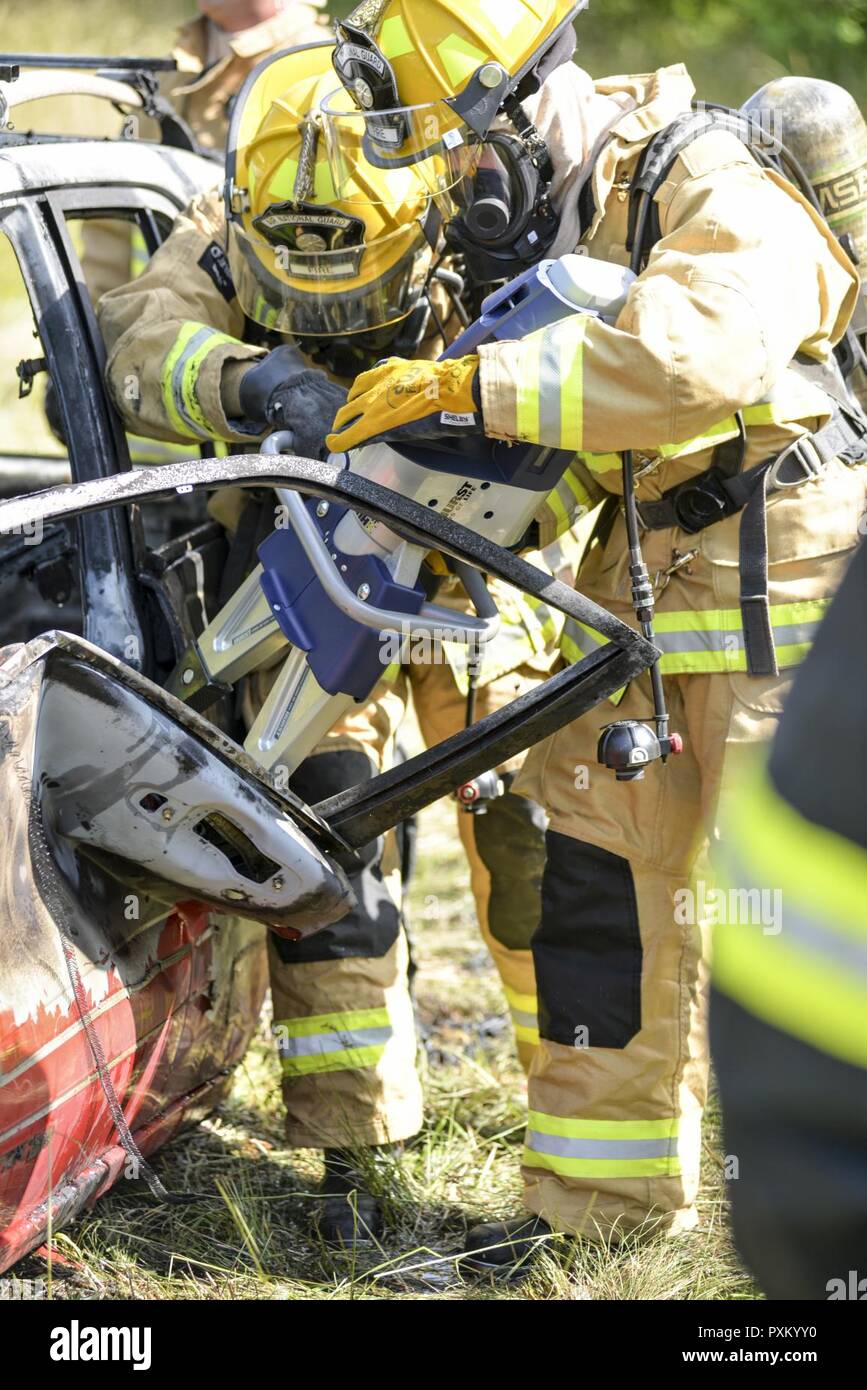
[778, 907, 867, 978]
[171, 326, 216, 440]
[538, 325, 563, 444]
[656, 620, 821, 656]
[562, 620, 602, 656]
[564, 618, 821, 658]
[526, 1130, 678, 1161]
[720, 845, 867, 980]
[277, 1025, 392, 1059]
[510, 1007, 537, 1030]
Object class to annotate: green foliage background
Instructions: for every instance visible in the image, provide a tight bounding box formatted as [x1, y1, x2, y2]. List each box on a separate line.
[0, 0, 864, 107]
[573, 0, 867, 104]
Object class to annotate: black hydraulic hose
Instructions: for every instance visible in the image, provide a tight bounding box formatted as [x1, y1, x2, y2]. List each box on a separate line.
[622, 449, 669, 744]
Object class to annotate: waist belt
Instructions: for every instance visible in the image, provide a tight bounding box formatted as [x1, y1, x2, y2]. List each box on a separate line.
[636, 406, 867, 677]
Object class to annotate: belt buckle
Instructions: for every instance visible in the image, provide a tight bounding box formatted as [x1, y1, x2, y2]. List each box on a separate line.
[672, 481, 727, 533]
[768, 435, 825, 489]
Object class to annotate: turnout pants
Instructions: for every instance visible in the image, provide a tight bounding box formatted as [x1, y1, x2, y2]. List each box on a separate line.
[266, 657, 547, 1149]
[513, 459, 865, 1237]
[515, 663, 788, 1237]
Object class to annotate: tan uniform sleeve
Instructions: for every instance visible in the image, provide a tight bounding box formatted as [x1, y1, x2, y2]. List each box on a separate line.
[98, 189, 265, 445]
[478, 132, 859, 461]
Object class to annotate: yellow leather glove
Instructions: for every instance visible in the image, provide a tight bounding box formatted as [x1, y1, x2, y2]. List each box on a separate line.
[325, 355, 482, 453]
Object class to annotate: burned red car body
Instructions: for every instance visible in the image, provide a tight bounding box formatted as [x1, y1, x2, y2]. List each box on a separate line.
[0, 631, 353, 1275]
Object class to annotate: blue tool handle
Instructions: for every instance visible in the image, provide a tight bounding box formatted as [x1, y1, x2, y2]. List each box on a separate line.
[441, 261, 561, 357]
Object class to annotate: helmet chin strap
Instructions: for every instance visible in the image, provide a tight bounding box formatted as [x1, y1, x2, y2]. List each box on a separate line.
[501, 93, 555, 188]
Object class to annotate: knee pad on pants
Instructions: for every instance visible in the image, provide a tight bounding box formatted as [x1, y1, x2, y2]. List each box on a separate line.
[271, 748, 399, 965]
[289, 748, 382, 869]
[535, 830, 642, 1049]
[472, 790, 546, 951]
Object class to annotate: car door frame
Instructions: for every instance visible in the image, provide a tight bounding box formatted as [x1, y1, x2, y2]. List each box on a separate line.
[0, 179, 192, 671]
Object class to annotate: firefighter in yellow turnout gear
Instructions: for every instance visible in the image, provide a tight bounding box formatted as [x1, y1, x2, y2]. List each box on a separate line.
[98, 39, 576, 1240]
[325, 0, 867, 1261]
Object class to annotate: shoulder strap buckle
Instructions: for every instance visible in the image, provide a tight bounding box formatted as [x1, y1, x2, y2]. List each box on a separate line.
[767, 435, 826, 490]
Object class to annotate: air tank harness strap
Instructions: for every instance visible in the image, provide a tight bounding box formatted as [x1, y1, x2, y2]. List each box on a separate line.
[636, 405, 867, 677]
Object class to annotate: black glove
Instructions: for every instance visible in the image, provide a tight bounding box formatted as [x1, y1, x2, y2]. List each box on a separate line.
[238, 344, 348, 459]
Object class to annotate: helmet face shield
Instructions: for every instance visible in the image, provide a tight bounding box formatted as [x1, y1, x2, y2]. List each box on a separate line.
[225, 43, 439, 337]
[228, 216, 432, 337]
[320, 86, 483, 206]
[332, 1, 590, 131]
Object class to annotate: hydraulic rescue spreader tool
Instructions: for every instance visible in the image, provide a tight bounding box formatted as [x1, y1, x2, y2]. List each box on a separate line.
[164, 252, 678, 784]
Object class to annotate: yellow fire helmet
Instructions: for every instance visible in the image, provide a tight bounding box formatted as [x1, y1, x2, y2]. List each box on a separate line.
[323, 0, 588, 199]
[225, 40, 437, 337]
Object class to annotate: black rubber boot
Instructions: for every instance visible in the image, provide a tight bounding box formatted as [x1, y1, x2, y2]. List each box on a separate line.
[462, 1214, 556, 1274]
[314, 1149, 384, 1247]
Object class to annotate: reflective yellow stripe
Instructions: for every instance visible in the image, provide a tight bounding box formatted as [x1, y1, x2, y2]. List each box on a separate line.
[561, 599, 829, 676]
[554, 315, 587, 452]
[162, 322, 206, 439]
[514, 1024, 540, 1046]
[252, 293, 281, 332]
[656, 416, 742, 460]
[130, 226, 149, 278]
[160, 321, 239, 441]
[281, 1045, 387, 1077]
[746, 372, 832, 427]
[127, 434, 198, 465]
[578, 450, 621, 475]
[379, 14, 414, 58]
[275, 1006, 391, 1077]
[561, 467, 593, 510]
[504, 985, 539, 1046]
[532, 314, 589, 451]
[529, 1112, 679, 1140]
[542, 487, 569, 537]
[578, 373, 831, 473]
[436, 33, 488, 88]
[523, 1111, 682, 1178]
[504, 986, 536, 1014]
[516, 331, 541, 443]
[278, 1006, 390, 1039]
[714, 765, 867, 1069]
[513, 591, 561, 655]
[540, 465, 597, 539]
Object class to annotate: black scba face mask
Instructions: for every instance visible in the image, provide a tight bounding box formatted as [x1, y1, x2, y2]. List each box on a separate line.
[332, 15, 572, 283]
[297, 299, 432, 378]
[445, 128, 559, 283]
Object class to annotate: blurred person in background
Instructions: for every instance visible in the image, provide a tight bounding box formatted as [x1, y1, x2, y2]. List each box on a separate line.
[83, 1, 328, 303]
[711, 536, 867, 1301]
